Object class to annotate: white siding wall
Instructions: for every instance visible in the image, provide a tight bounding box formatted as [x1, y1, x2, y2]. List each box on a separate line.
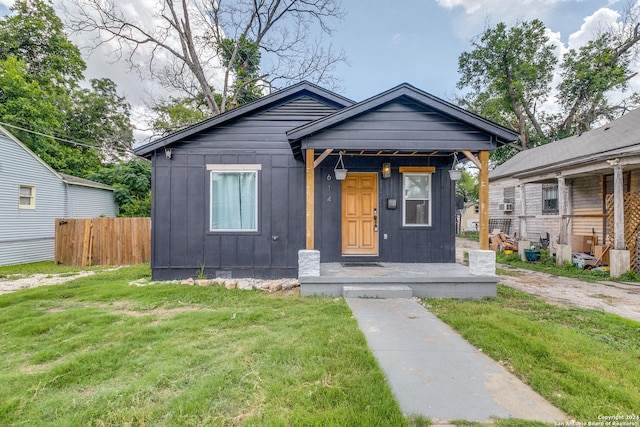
[490, 178, 561, 242]
[0, 133, 66, 265]
[66, 184, 118, 218]
[571, 175, 604, 243]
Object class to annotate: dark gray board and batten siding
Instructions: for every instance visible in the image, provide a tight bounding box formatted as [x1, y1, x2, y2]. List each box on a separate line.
[149, 97, 336, 280]
[142, 83, 518, 280]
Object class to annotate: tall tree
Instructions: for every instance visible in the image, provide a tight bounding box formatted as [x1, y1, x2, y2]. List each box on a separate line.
[0, 0, 134, 174]
[457, 9, 640, 164]
[457, 19, 558, 152]
[62, 0, 346, 117]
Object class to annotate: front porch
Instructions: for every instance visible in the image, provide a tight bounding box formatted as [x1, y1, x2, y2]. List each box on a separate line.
[299, 262, 498, 298]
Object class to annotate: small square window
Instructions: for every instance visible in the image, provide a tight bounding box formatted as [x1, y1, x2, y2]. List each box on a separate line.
[19, 185, 36, 209]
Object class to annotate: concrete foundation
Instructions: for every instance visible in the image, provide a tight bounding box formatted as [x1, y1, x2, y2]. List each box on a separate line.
[518, 241, 531, 262]
[298, 250, 320, 277]
[556, 244, 572, 267]
[300, 263, 498, 298]
[469, 250, 496, 276]
[609, 249, 631, 278]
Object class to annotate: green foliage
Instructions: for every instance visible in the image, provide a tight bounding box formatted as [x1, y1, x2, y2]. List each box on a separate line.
[456, 170, 479, 203]
[219, 35, 263, 106]
[66, 78, 134, 156]
[0, 0, 134, 177]
[458, 20, 557, 150]
[86, 159, 151, 217]
[151, 94, 212, 136]
[0, 0, 85, 89]
[457, 16, 640, 166]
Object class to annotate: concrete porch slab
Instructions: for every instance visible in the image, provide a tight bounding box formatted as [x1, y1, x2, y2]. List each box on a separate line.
[300, 263, 498, 299]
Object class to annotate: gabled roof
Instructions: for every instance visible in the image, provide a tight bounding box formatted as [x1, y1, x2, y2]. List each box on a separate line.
[134, 81, 355, 157]
[490, 108, 640, 180]
[286, 82, 519, 147]
[0, 124, 114, 191]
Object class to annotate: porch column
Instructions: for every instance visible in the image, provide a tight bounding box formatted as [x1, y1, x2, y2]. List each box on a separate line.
[479, 150, 489, 250]
[613, 163, 624, 250]
[557, 175, 567, 245]
[305, 148, 315, 249]
[518, 184, 527, 240]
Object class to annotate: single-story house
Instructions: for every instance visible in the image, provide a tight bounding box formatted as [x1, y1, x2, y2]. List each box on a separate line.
[489, 108, 640, 273]
[458, 202, 479, 233]
[134, 82, 519, 281]
[0, 125, 118, 266]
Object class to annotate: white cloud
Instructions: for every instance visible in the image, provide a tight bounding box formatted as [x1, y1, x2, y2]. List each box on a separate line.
[568, 7, 621, 49]
[392, 33, 402, 45]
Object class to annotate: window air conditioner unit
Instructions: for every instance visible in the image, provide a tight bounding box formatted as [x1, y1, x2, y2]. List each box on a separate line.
[498, 202, 513, 212]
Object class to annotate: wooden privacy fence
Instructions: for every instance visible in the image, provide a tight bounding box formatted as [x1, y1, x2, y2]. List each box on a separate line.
[55, 217, 151, 266]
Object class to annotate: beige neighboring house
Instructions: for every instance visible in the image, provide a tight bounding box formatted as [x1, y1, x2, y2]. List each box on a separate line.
[458, 203, 479, 232]
[489, 108, 640, 274]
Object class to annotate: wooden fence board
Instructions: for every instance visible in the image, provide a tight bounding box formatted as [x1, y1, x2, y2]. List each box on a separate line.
[55, 217, 151, 266]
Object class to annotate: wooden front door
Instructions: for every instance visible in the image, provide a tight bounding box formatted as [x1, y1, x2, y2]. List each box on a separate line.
[342, 173, 379, 255]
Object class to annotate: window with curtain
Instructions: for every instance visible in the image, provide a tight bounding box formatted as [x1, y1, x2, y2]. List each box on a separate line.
[210, 170, 258, 231]
[403, 173, 431, 226]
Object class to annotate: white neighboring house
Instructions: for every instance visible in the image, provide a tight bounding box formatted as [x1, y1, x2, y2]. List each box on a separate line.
[0, 125, 118, 266]
[488, 108, 640, 264]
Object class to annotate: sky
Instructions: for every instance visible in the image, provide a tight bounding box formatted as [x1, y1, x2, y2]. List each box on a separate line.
[1, 0, 639, 143]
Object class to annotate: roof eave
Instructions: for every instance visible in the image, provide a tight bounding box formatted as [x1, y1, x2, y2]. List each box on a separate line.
[134, 81, 354, 158]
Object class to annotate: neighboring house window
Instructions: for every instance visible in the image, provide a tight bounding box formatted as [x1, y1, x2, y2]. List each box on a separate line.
[503, 186, 515, 206]
[19, 185, 36, 209]
[542, 184, 558, 214]
[403, 173, 431, 226]
[208, 165, 260, 231]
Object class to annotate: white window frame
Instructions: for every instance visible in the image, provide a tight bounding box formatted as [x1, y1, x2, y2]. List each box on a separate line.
[208, 164, 261, 232]
[402, 172, 432, 227]
[19, 185, 36, 209]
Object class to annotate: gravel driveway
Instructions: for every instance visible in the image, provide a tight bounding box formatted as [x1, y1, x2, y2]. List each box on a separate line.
[457, 237, 640, 322]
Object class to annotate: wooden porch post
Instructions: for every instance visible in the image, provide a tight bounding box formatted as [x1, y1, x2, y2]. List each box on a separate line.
[557, 175, 567, 245]
[479, 150, 489, 250]
[613, 164, 624, 250]
[305, 148, 315, 250]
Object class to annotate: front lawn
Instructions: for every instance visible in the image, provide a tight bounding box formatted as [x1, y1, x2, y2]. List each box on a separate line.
[425, 285, 640, 422]
[0, 265, 405, 426]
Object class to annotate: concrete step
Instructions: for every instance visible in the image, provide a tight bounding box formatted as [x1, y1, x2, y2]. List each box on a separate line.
[343, 285, 413, 299]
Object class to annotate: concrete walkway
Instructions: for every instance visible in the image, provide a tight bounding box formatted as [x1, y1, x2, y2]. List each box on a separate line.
[346, 297, 566, 424]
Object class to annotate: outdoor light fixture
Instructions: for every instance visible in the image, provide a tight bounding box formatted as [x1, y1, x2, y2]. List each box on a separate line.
[165, 148, 172, 159]
[382, 162, 391, 179]
[449, 151, 462, 181]
[334, 151, 347, 180]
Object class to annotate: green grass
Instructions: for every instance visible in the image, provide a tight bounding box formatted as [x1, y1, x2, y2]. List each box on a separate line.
[496, 250, 616, 282]
[0, 265, 406, 426]
[425, 285, 640, 421]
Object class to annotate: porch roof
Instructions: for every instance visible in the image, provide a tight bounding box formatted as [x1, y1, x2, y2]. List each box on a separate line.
[490, 107, 640, 181]
[286, 83, 519, 160]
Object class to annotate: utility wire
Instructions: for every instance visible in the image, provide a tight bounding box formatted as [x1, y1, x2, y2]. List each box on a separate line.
[0, 120, 134, 155]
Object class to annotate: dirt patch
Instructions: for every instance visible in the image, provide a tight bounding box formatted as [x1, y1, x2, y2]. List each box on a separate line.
[0, 271, 97, 295]
[46, 300, 209, 317]
[457, 237, 640, 322]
